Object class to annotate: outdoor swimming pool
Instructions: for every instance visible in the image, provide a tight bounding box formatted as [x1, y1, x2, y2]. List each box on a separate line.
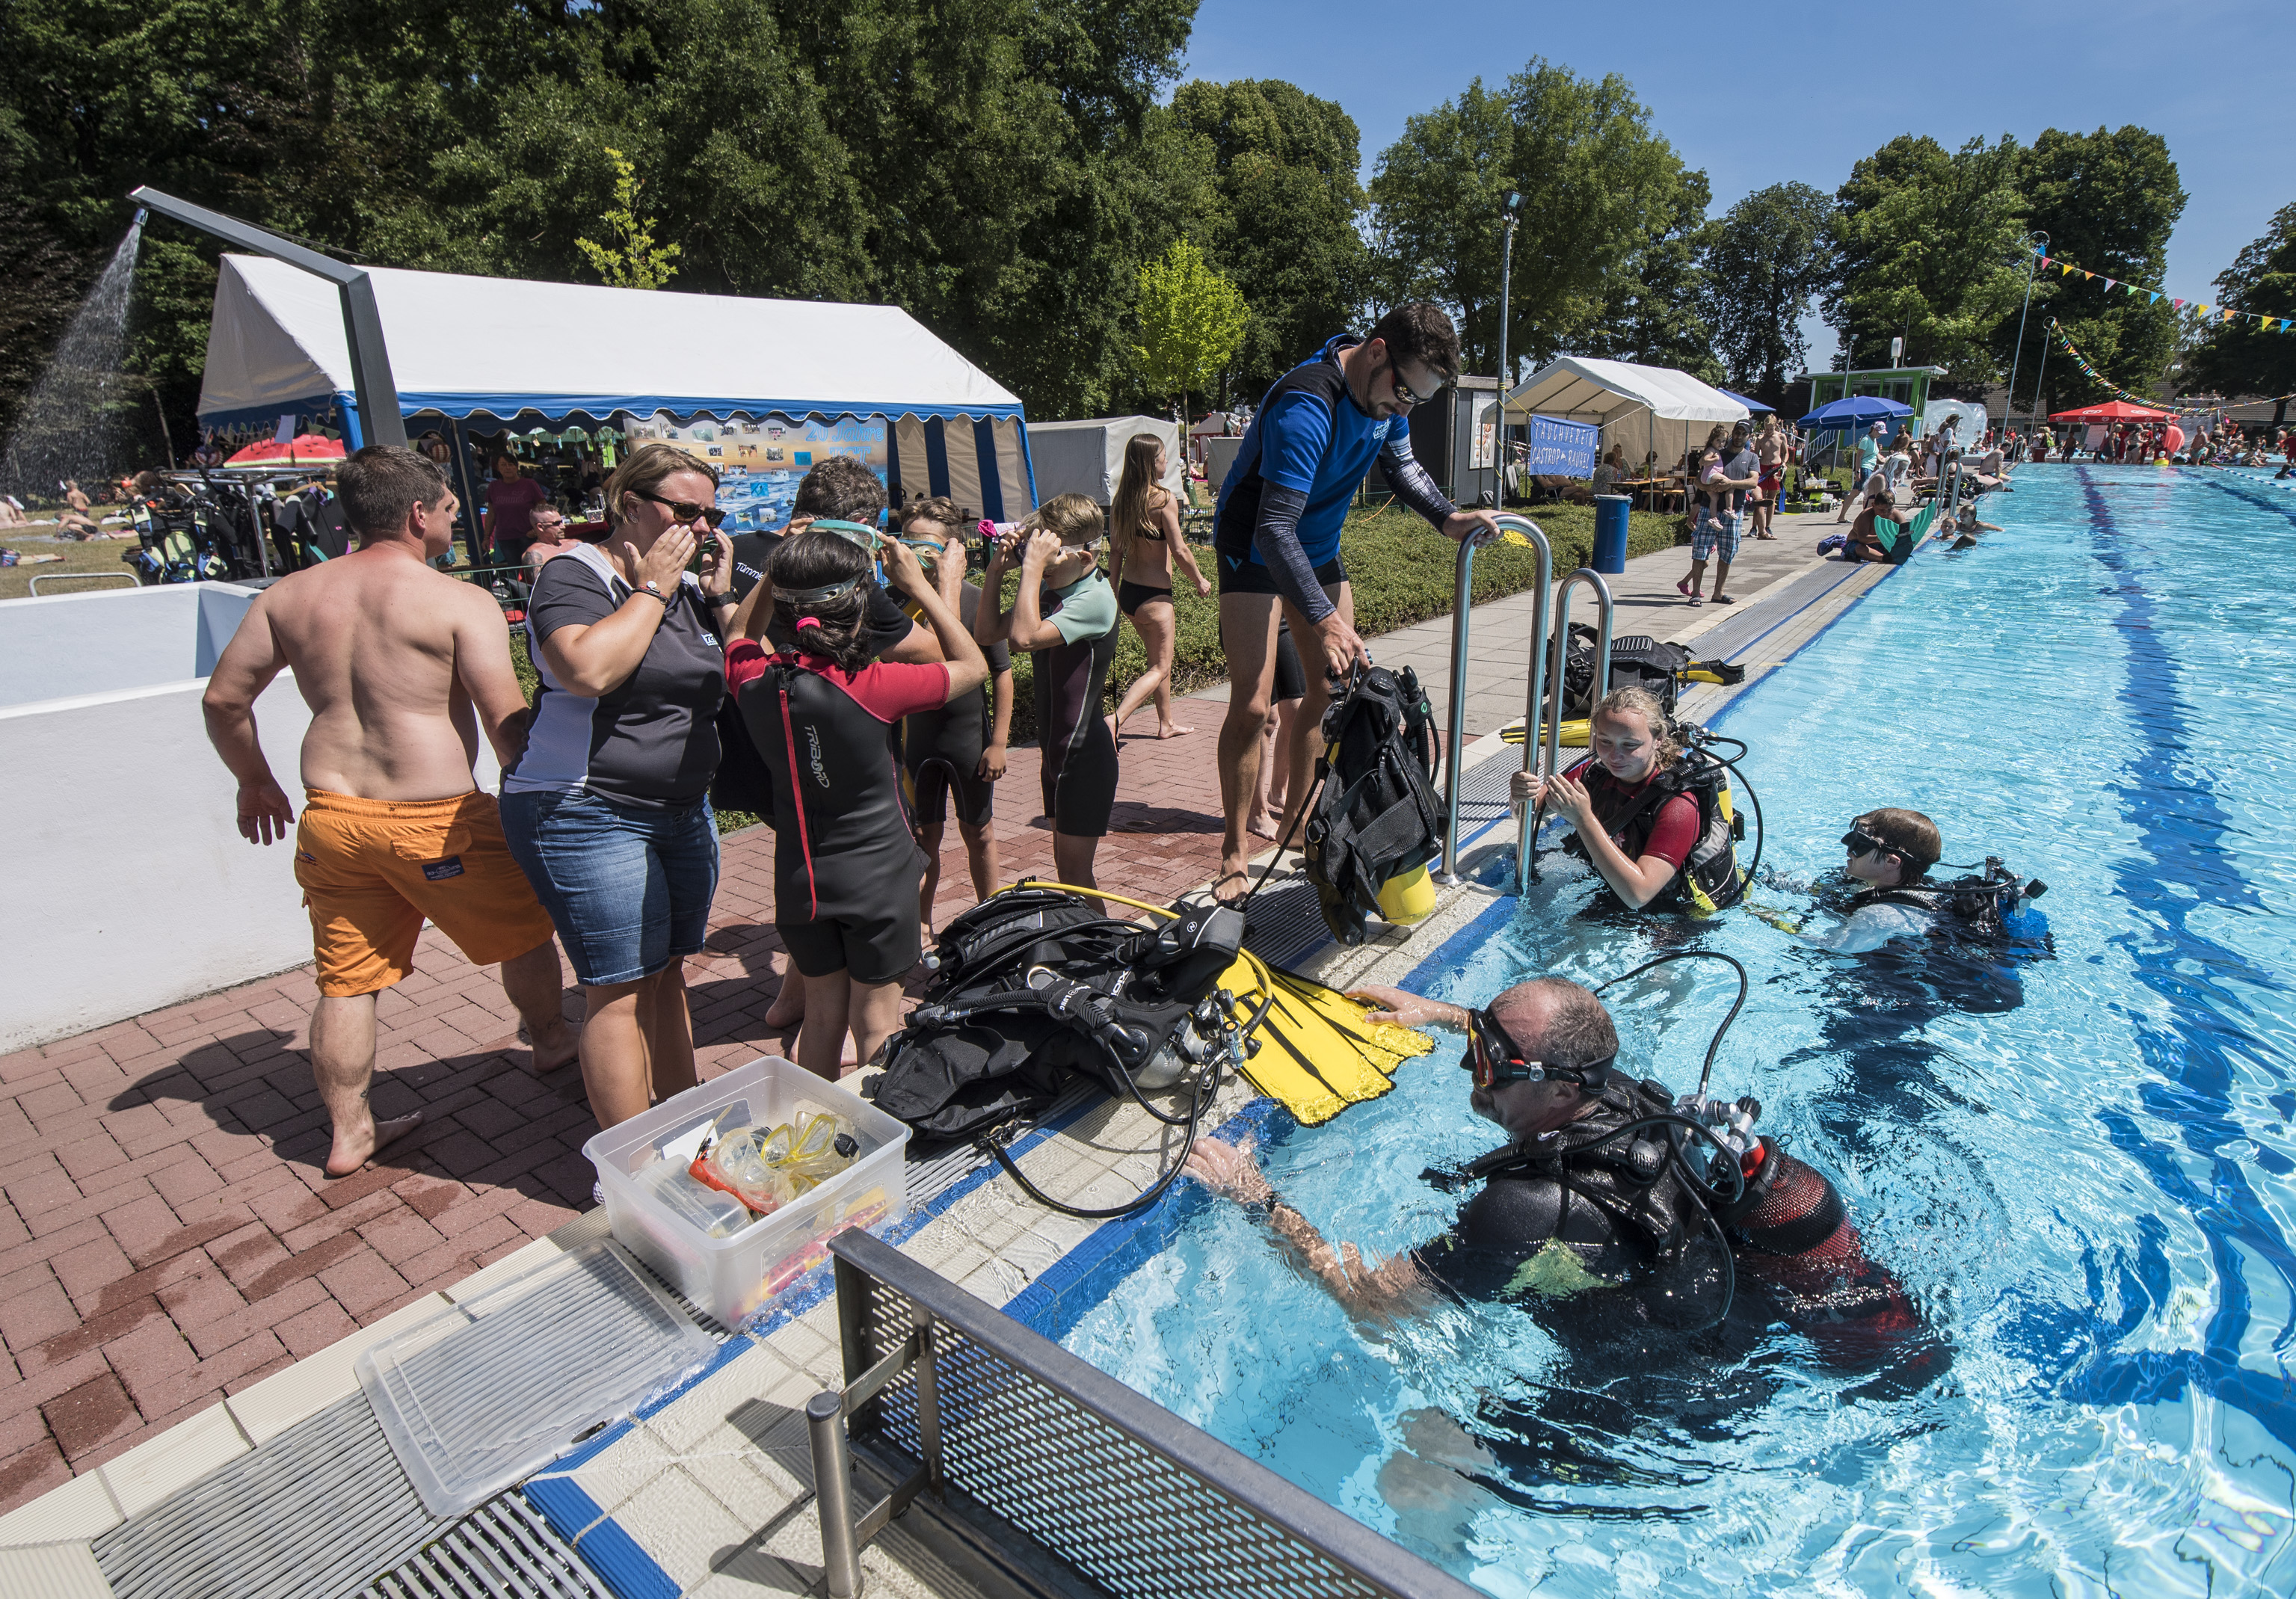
[1056, 465, 2296, 1596]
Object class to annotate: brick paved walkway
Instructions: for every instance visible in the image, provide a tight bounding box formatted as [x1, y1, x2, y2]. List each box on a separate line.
[0, 522, 1847, 1514]
[0, 727, 1235, 1514]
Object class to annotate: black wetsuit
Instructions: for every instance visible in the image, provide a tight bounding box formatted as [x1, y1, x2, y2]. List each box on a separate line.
[1034, 570, 1121, 837]
[729, 641, 950, 983]
[899, 583, 1009, 831]
[1410, 1077, 1947, 1500]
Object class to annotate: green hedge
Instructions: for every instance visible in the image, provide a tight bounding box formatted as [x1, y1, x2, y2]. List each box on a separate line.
[507, 498, 1675, 835]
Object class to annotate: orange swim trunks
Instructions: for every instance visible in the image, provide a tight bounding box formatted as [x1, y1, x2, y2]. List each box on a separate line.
[294, 789, 556, 997]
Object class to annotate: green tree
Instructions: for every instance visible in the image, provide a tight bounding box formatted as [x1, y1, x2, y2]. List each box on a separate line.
[576, 148, 681, 289]
[1367, 61, 1713, 384]
[2183, 203, 2296, 424]
[0, 0, 1202, 461]
[1133, 238, 1248, 420]
[2003, 126, 2183, 413]
[1703, 182, 1834, 396]
[1165, 78, 1367, 400]
[1824, 134, 2027, 381]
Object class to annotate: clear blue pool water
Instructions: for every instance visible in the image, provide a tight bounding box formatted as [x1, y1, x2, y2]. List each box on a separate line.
[1058, 466, 2296, 1596]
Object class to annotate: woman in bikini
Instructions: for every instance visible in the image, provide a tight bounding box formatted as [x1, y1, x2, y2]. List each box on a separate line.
[1106, 433, 1212, 742]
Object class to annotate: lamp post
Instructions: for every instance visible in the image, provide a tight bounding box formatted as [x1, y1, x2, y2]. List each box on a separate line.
[2005, 230, 2046, 433]
[2031, 319, 2054, 436]
[1495, 191, 1520, 506]
[129, 186, 407, 449]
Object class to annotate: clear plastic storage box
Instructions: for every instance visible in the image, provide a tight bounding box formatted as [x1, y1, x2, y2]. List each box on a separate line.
[581, 1057, 909, 1328]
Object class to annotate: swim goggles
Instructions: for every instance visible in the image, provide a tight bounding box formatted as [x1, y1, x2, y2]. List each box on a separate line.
[1463, 1008, 1615, 1089]
[807, 518, 881, 555]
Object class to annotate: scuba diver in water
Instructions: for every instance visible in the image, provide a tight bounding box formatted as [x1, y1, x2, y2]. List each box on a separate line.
[1184, 969, 1945, 1526]
[1510, 686, 1746, 915]
[1187, 973, 1937, 1369]
[1761, 807, 2050, 1145]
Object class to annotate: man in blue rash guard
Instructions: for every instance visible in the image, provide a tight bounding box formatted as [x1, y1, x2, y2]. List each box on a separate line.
[1211, 301, 1501, 902]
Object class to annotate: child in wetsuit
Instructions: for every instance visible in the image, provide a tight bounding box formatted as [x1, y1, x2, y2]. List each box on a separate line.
[976, 493, 1120, 896]
[727, 530, 988, 1081]
[893, 497, 1015, 928]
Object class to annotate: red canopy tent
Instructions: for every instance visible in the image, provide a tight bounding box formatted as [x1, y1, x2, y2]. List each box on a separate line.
[225, 434, 347, 465]
[2049, 401, 2170, 422]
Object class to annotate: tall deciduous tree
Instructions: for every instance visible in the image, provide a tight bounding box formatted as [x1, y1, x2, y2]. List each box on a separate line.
[1824, 135, 2026, 381]
[2004, 125, 2184, 413]
[1703, 182, 1834, 397]
[2184, 203, 2296, 425]
[0, 0, 1203, 469]
[1367, 61, 1713, 384]
[1164, 78, 1367, 401]
[1133, 238, 1249, 421]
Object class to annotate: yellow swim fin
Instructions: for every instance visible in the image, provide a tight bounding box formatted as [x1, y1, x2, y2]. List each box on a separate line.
[1501, 718, 1589, 748]
[1220, 952, 1434, 1126]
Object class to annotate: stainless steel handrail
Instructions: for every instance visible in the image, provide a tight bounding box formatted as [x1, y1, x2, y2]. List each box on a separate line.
[1438, 514, 1549, 883]
[1521, 568, 1613, 891]
[1940, 458, 1966, 525]
[27, 571, 141, 597]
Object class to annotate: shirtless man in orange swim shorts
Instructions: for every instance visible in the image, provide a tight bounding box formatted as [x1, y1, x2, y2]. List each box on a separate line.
[203, 446, 578, 1177]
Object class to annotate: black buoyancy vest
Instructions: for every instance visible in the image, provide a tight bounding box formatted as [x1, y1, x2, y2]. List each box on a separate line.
[1303, 665, 1442, 945]
[1560, 752, 1747, 915]
[864, 888, 1246, 1142]
[1213, 339, 1358, 559]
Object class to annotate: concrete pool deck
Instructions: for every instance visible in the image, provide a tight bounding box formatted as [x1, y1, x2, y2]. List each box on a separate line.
[0, 505, 1903, 1594]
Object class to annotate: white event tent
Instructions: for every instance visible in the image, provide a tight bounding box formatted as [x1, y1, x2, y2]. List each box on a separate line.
[1503, 356, 1748, 476]
[1024, 416, 1188, 505]
[197, 255, 1036, 517]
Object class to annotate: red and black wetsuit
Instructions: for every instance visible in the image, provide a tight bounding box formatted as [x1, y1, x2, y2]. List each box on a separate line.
[1563, 757, 1700, 907]
[727, 640, 949, 984]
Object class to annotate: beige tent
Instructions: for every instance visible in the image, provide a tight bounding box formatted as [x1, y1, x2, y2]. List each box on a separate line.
[1504, 356, 1748, 476]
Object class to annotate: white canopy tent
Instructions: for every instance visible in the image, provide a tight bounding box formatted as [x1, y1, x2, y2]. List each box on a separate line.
[1024, 416, 1187, 505]
[197, 254, 1035, 517]
[1503, 356, 1748, 478]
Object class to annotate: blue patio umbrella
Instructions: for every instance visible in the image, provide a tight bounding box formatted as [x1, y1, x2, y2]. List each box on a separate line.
[1799, 394, 1912, 431]
[1719, 388, 1774, 414]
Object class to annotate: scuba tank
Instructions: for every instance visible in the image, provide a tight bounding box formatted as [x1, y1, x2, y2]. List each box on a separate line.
[1302, 666, 1443, 946]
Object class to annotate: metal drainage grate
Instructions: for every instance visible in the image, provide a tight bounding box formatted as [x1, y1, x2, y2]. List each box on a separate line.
[95, 1393, 448, 1599]
[361, 1494, 612, 1599]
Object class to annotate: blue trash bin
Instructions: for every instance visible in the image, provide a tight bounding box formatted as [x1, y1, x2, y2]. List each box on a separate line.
[1592, 494, 1631, 574]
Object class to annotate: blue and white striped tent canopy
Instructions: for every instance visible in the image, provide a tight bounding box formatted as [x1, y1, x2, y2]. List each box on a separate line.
[196, 255, 1035, 517]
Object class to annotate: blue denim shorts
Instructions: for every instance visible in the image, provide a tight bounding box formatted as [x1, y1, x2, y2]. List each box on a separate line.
[499, 788, 718, 987]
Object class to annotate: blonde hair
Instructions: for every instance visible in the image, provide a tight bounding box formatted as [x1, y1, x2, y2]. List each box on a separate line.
[604, 442, 718, 528]
[1022, 492, 1104, 546]
[1108, 433, 1168, 555]
[1590, 686, 1681, 768]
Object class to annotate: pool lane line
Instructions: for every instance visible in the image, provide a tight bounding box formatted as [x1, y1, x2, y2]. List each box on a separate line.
[2067, 466, 2296, 1453]
[2188, 469, 2296, 529]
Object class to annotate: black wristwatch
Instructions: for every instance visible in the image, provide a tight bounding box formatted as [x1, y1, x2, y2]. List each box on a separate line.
[1240, 1189, 1288, 1221]
[707, 590, 737, 608]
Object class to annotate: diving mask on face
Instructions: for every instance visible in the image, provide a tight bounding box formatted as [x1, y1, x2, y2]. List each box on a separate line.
[1461, 1008, 1614, 1089]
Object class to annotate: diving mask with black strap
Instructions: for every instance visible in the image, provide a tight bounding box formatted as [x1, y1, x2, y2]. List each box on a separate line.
[779, 517, 883, 608]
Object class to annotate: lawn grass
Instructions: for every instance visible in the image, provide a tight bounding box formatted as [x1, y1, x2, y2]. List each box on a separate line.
[0, 532, 146, 600]
[505, 496, 1679, 837]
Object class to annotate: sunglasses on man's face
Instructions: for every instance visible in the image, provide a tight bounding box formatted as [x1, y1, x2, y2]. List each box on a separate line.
[1386, 359, 1438, 409]
[633, 490, 728, 529]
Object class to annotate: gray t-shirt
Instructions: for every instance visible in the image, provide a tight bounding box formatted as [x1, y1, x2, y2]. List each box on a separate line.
[507, 543, 725, 808]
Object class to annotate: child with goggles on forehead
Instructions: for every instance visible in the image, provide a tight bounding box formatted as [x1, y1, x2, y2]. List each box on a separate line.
[724, 525, 988, 1080]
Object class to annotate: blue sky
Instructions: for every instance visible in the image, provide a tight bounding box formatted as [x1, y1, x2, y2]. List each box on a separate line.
[1181, 0, 2283, 367]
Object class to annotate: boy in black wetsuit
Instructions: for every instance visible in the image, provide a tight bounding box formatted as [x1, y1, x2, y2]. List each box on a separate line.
[894, 497, 1014, 925]
[976, 494, 1119, 896]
